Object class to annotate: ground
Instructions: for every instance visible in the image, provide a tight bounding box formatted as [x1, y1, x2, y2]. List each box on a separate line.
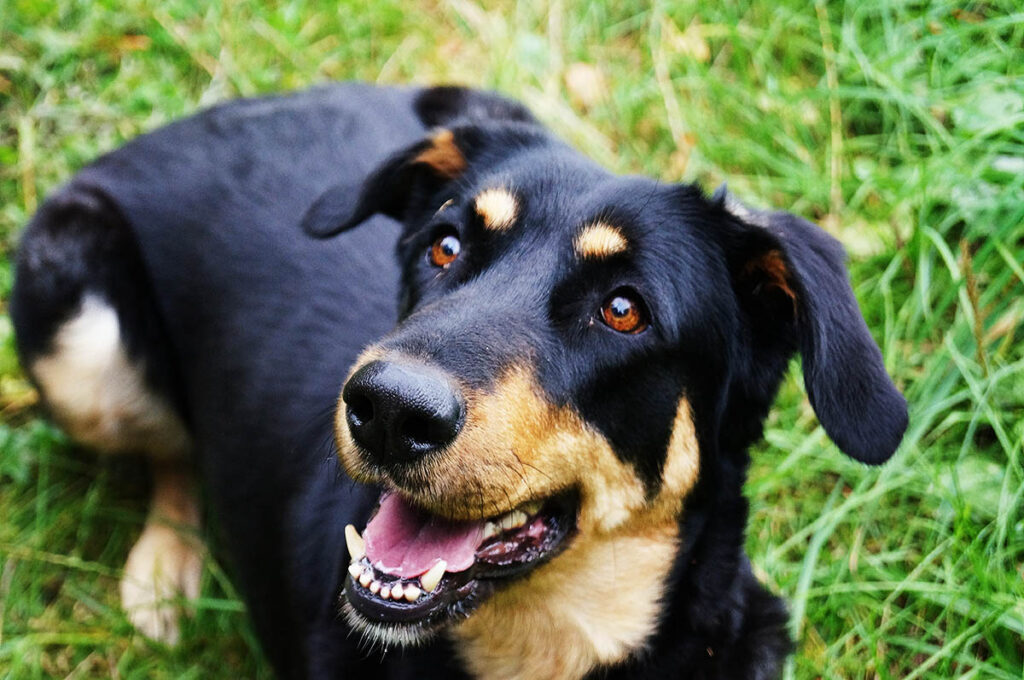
[1, 1, 1022, 678]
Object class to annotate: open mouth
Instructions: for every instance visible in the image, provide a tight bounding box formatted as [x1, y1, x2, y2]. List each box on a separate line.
[341, 489, 578, 645]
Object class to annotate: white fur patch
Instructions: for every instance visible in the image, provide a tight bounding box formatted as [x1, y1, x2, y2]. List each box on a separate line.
[31, 295, 189, 459]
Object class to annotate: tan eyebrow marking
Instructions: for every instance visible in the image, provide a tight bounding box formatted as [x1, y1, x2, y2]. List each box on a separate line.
[474, 188, 519, 231]
[575, 222, 628, 258]
[413, 129, 466, 179]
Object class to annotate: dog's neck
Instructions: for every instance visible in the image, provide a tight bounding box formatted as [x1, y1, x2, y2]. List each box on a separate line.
[451, 521, 679, 680]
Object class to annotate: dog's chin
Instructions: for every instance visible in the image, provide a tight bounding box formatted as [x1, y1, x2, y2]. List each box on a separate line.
[340, 598, 446, 649]
[340, 489, 579, 648]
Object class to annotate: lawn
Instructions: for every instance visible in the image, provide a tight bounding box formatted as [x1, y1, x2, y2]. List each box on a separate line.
[1, 1, 1022, 678]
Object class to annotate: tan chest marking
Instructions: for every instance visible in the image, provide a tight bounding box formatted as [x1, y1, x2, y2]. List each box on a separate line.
[452, 524, 679, 680]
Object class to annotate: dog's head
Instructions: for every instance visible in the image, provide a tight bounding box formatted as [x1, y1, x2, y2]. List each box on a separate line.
[304, 95, 906, 662]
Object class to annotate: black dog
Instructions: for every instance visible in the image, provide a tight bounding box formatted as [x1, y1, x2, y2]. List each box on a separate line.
[12, 83, 907, 679]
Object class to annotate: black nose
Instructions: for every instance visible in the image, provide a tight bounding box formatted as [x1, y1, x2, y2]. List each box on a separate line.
[342, 360, 464, 465]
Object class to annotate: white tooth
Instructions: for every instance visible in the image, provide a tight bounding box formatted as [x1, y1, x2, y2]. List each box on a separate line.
[348, 563, 362, 579]
[380, 585, 391, 599]
[345, 524, 365, 561]
[369, 580, 381, 595]
[391, 583, 404, 600]
[482, 521, 500, 540]
[520, 500, 542, 515]
[404, 584, 421, 602]
[420, 560, 447, 593]
[500, 510, 527, 530]
[359, 570, 373, 588]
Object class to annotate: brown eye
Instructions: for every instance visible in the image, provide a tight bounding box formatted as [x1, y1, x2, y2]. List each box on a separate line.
[601, 291, 648, 334]
[429, 234, 461, 268]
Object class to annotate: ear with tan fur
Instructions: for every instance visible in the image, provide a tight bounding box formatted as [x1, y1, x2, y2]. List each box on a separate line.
[303, 120, 549, 238]
[721, 190, 907, 465]
[302, 129, 466, 238]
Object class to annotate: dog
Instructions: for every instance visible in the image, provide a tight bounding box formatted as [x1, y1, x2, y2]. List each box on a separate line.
[11, 83, 907, 679]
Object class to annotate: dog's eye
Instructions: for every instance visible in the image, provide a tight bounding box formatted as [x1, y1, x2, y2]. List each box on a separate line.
[600, 290, 648, 334]
[428, 233, 461, 268]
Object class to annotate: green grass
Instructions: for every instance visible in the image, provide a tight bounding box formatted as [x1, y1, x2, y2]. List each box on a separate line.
[1, 0, 1022, 677]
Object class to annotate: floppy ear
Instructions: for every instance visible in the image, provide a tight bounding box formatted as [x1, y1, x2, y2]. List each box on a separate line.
[722, 192, 907, 464]
[302, 129, 468, 238]
[303, 120, 548, 238]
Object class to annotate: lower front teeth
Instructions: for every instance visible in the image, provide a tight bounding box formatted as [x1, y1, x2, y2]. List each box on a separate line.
[349, 559, 432, 602]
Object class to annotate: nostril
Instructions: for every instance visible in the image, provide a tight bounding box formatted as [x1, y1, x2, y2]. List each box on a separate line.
[400, 396, 463, 452]
[347, 394, 374, 427]
[400, 415, 433, 447]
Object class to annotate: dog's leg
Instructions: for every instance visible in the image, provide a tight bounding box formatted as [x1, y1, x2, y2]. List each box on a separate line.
[120, 462, 202, 645]
[12, 185, 204, 644]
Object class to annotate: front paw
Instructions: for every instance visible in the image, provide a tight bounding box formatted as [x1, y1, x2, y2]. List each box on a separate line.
[119, 522, 203, 645]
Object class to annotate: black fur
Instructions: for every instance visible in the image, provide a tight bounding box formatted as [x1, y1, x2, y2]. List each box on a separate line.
[11, 83, 906, 678]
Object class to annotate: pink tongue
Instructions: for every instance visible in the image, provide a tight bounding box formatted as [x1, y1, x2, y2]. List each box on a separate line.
[363, 494, 484, 578]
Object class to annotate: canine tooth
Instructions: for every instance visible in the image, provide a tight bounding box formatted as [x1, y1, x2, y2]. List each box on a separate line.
[369, 580, 381, 595]
[348, 563, 362, 579]
[380, 585, 391, 599]
[359, 570, 373, 588]
[345, 524, 365, 561]
[420, 560, 446, 593]
[403, 584, 421, 602]
[482, 521, 500, 540]
[500, 510, 528, 530]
